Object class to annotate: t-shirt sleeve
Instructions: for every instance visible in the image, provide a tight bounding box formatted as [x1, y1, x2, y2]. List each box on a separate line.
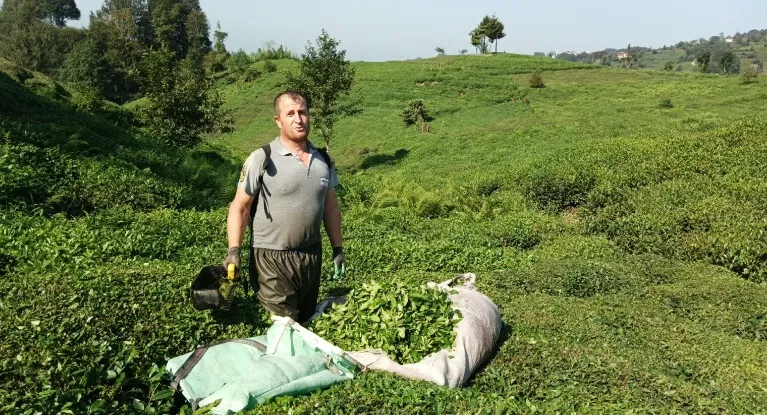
[237, 149, 265, 196]
[328, 154, 339, 189]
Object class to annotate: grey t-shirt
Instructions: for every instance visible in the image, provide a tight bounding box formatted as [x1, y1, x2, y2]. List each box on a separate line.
[238, 138, 339, 250]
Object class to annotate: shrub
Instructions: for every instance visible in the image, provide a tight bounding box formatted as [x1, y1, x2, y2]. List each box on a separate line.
[741, 66, 759, 84]
[529, 71, 545, 88]
[252, 44, 296, 61]
[401, 99, 431, 132]
[237, 67, 261, 84]
[518, 164, 597, 212]
[659, 98, 674, 108]
[263, 59, 277, 73]
[664, 61, 675, 71]
[203, 51, 228, 74]
[227, 49, 252, 74]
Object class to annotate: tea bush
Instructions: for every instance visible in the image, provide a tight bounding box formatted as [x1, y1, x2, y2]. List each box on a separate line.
[400, 99, 431, 132]
[529, 71, 545, 88]
[740, 65, 759, 84]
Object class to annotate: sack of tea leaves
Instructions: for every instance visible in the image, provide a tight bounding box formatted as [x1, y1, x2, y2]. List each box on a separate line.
[314, 273, 502, 388]
[311, 279, 461, 364]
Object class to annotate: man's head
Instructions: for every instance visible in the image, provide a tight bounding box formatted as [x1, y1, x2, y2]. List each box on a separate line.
[273, 90, 310, 143]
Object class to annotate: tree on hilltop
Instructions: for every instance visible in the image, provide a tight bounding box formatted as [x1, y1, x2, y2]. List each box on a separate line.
[286, 29, 359, 150]
[469, 28, 488, 54]
[469, 15, 505, 54]
[481, 14, 506, 53]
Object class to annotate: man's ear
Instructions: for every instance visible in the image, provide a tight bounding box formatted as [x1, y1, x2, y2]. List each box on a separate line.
[273, 115, 281, 130]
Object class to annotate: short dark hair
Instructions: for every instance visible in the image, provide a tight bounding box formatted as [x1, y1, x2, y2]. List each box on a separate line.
[273, 90, 308, 116]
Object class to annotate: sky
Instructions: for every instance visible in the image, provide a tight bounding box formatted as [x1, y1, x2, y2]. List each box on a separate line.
[60, 0, 767, 62]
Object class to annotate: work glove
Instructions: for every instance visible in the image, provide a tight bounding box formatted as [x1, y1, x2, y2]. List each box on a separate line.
[223, 247, 241, 277]
[331, 246, 346, 280]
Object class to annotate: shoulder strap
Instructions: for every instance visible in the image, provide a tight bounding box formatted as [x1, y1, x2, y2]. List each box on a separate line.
[317, 147, 333, 168]
[246, 144, 272, 294]
[249, 144, 272, 223]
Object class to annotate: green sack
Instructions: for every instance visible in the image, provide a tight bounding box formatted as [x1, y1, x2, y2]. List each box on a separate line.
[166, 318, 357, 414]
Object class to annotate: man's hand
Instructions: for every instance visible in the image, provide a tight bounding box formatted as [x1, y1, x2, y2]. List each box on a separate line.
[223, 247, 241, 276]
[332, 246, 345, 280]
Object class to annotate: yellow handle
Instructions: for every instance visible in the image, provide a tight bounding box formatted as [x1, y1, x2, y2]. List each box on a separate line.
[227, 263, 236, 280]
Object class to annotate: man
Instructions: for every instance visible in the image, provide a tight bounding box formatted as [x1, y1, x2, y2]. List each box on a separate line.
[223, 90, 345, 323]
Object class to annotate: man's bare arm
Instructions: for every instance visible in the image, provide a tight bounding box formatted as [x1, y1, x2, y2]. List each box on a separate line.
[228, 187, 254, 249]
[323, 189, 343, 248]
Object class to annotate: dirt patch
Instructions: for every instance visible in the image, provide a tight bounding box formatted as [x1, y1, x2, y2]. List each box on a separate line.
[562, 207, 580, 225]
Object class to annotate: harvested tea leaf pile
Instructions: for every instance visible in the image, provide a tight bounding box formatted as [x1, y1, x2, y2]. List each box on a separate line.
[312, 280, 462, 364]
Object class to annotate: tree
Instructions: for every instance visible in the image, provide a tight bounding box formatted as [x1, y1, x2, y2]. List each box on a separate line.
[469, 28, 488, 54]
[58, 36, 115, 98]
[696, 50, 711, 72]
[184, 7, 211, 70]
[719, 51, 738, 74]
[149, 0, 192, 59]
[2, 0, 81, 27]
[624, 44, 641, 69]
[212, 21, 227, 54]
[435, 46, 444, 56]
[664, 61, 675, 71]
[480, 14, 506, 53]
[0, 0, 83, 73]
[285, 30, 357, 150]
[88, 0, 149, 102]
[137, 47, 232, 147]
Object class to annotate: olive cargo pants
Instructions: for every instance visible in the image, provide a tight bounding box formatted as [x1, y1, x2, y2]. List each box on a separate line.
[250, 243, 322, 323]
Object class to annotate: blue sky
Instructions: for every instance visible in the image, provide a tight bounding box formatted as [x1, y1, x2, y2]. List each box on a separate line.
[63, 0, 767, 61]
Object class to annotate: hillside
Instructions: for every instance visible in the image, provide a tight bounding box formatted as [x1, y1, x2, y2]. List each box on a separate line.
[2, 53, 767, 414]
[213, 53, 767, 414]
[556, 28, 767, 73]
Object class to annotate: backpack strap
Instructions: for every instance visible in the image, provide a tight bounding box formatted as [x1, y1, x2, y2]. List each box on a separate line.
[316, 147, 334, 168]
[246, 144, 272, 294]
[250, 143, 272, 224]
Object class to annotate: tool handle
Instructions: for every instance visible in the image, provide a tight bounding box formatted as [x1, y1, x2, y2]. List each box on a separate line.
[227, 263, 236, 280]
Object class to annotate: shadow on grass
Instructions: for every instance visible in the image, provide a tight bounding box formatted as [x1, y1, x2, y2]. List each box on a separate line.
[361, 148, 409, 169]
[210, 293, 272, 332]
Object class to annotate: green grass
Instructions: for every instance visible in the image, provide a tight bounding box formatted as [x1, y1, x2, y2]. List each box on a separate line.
[2, 52, 767, 414]
[640, 49, 687, 70]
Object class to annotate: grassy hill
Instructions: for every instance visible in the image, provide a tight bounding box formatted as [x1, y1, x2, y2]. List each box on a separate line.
[2, 53, 767, 414]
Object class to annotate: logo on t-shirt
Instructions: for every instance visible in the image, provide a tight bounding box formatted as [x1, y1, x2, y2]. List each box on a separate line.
[239, 162, 248, 183]
[320, 177, 329, 188]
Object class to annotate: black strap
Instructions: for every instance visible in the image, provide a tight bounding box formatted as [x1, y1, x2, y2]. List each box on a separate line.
[247, 144, 272, 294]
[170, 338, 268, 391]
[317, 147, 334, 168]
[250, 144, 272, 225]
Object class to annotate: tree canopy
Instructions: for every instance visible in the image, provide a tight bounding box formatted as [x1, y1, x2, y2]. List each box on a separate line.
[469, 14, 506, 54]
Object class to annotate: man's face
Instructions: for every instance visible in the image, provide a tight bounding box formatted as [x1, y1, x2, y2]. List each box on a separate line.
[274, 96, 310, 142]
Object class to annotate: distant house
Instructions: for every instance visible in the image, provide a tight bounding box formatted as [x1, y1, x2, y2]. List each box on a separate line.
[725, 37, 734, 43]
[616, 51, 628, 60]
